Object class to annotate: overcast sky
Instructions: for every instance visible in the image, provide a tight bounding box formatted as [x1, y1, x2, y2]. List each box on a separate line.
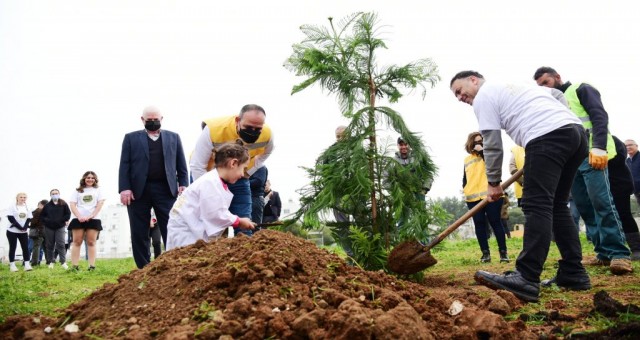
[1, 1, 638, 216]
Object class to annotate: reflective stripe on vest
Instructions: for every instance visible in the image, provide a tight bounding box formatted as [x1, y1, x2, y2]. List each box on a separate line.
[564, 83, 616, 160]
[202, 115, 272, 171]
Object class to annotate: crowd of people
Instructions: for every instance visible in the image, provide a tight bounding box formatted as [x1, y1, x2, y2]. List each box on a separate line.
[5, 70, 639, 305]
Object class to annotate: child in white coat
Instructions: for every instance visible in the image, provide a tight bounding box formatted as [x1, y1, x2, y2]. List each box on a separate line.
[166, 141, 255, 250]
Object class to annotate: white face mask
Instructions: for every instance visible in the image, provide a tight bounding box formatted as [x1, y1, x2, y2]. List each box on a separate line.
[51, 194, 60, 200]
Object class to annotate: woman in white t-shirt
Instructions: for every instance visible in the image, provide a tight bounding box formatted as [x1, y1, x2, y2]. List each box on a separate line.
[69, 171, 105, 271]
[6, 192, 33, 272]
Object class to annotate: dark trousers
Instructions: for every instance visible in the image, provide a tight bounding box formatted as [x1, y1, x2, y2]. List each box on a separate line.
[149, 226, 162, 259]
[467, 198, 507, 252]
[608, 154, 640, 234]
[30, 236, 45, 265]
[128, 180, 175, 269]
[44, 227, 66, 264]
[7, 231, 30, 262]
[516, 124, 588, 283]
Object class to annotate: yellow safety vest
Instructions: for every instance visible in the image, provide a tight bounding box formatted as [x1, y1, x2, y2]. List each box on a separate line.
[511, 146, 525, 199]
[564, 83, 616, 160]
[202, 115, 272, 172]
[463, 154, 488, 202]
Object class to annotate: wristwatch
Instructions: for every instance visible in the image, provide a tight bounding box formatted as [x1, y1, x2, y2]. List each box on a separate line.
[488, 181, 501, 187]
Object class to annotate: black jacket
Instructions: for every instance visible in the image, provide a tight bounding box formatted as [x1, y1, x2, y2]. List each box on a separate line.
[41, 201, 71, 230]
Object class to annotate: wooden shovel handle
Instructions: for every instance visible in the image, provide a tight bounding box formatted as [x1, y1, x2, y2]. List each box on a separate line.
[423, 168, 524, 252]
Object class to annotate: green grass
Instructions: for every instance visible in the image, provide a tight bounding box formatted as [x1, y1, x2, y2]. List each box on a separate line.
[0, 258, 136, 323]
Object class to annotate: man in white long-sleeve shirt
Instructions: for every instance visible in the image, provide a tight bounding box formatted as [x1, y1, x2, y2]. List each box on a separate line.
[450, 70, 590, 302]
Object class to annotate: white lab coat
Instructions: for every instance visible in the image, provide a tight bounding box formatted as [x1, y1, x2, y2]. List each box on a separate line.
[166, 169, 237, 250]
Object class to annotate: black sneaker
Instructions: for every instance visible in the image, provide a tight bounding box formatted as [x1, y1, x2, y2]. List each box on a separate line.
[88, 266, 96, 271]
[474, 270, 540, 302]
[70, 265, 80, 272]
[499, 251, 510, 263]
[541, 273, 591, 290]
[480, 251, 491, 263]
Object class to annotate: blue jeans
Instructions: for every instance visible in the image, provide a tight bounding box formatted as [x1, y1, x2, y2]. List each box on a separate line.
[571, 159, 630, 260]
[467, 198, 506, 252]
[568, 198, 581, 231]
[229, 178, 252, 236]
[516, 124, 588, 283]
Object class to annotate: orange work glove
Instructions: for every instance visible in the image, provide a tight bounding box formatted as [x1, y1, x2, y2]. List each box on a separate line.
[588, 148, 608, 170]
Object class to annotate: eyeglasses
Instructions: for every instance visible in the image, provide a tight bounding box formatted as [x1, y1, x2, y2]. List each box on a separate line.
[626, 144, 637, 147]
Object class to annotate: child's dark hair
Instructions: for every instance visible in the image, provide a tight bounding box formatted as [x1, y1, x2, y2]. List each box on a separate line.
[214, 140, 250, 168]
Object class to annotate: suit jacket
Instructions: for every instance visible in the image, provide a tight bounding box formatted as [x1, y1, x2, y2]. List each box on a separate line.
[118, 130, 189, 198]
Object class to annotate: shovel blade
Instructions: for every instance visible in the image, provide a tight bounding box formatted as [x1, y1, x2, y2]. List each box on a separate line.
[388, 240, 438, 274]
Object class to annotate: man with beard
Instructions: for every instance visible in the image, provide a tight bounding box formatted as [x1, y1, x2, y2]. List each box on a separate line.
[190, 104, 273, 236]
[533, 67, 632, 275]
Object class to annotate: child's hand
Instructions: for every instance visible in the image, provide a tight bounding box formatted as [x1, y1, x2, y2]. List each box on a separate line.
[237, 218, 256, 230]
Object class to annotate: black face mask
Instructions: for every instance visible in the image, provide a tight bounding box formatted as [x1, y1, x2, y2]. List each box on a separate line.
[238, 127, 261, 143]
[145, 120, 161, 132]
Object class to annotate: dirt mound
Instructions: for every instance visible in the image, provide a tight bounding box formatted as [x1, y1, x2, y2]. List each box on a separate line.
[0, 230, 536, 339]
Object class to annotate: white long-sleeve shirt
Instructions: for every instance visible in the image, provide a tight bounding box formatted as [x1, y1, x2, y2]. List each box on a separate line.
[166, 169, 238, 250]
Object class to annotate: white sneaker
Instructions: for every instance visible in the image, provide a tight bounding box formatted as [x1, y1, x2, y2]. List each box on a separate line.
[61, 263, 68, 270]
[24, 262, 33, 271]
[48, 263, 54, 269]
[10, 262, 18, 272]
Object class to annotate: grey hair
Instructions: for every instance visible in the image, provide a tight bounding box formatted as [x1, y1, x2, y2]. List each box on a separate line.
[142, 106, 161, 118]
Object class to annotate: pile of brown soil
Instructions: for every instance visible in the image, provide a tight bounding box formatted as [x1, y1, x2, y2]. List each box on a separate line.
[1, 230, 539, 339]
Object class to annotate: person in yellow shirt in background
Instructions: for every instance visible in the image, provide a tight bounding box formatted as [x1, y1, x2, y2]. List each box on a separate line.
[463, 132, 509, 263]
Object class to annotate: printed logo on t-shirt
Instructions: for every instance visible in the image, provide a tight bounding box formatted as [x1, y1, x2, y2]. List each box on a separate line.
[83, 195, 94, 203]
[19, 212, 26, 218]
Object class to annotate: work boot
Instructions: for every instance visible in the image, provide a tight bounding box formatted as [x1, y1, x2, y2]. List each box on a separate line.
[9, 262, 18, 272]
[480, 250, 491, 263]
[610, 258, 633, 275]
[474, 270, 540, 302]
[625, 232, 640, 261]
[499, 250, 510, 263]
[581, 257, 610, 266]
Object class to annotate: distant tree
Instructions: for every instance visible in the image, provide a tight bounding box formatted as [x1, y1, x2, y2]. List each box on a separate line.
[285, 12, 443, 270]
[433, 196, 466, 225]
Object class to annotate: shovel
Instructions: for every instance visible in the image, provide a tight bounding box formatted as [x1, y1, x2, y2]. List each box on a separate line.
[388, 168, 524, 274]
[255, 221, 284, 228]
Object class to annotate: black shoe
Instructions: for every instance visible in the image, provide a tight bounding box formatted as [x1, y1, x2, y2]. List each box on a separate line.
[499, 251, 510, 263]
[480, 250, 491, 263]
[88, 266, 96, 271]
[541, 273, 591, 290]
[70, 265, 80, 272]
[474, 270, 540, 302]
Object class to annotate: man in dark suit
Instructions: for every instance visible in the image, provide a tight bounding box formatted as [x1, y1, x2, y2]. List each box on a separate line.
[119, 106, 189, 269]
